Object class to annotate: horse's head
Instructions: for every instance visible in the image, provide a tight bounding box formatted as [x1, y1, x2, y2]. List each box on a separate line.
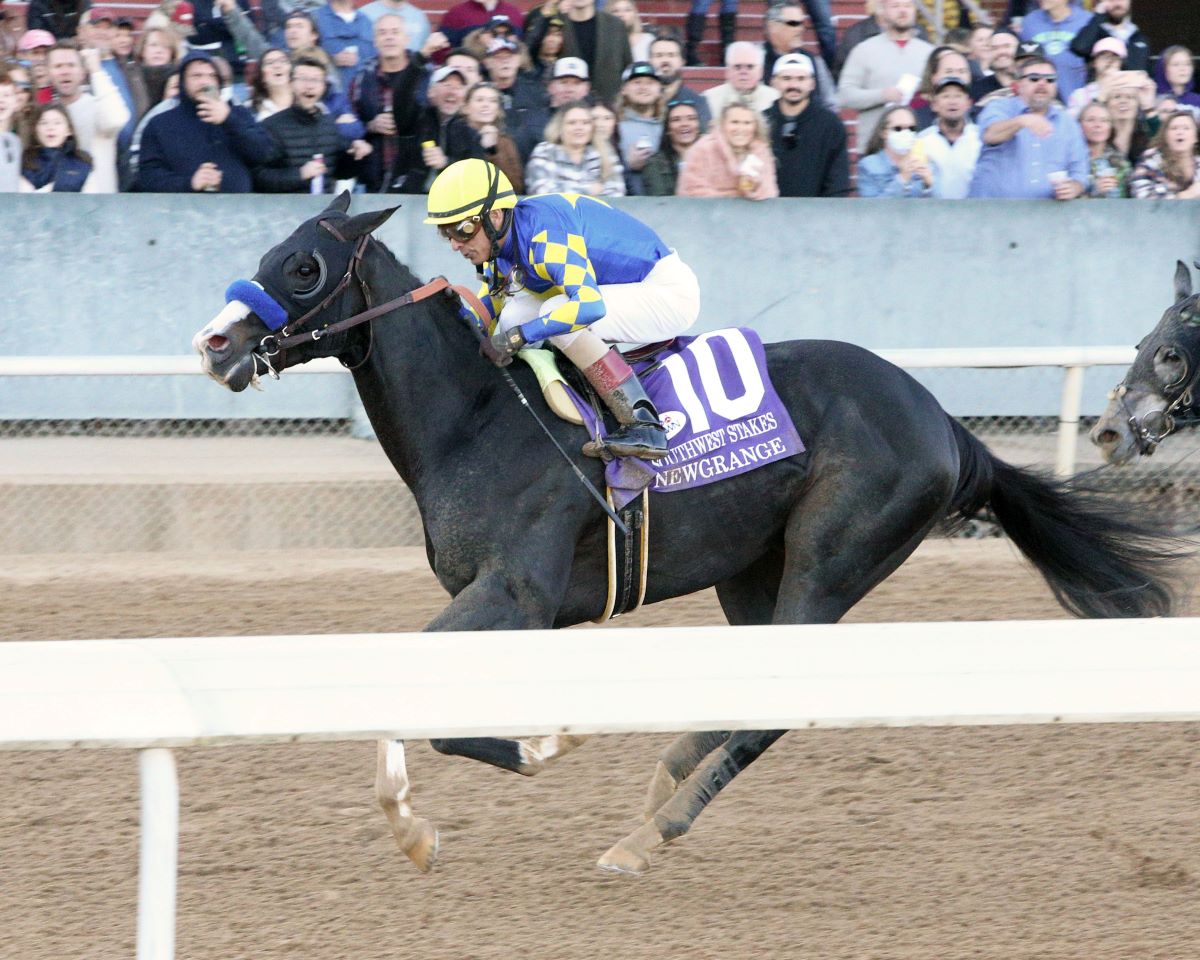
[193, 192, 399, 391]
[1091, 260, 1200, 465]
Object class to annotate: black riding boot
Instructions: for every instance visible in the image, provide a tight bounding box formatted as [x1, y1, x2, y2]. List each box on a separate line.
[718, 11, 737, 60]
[685, 13, 707, 65]
[580, 349, 668, 460]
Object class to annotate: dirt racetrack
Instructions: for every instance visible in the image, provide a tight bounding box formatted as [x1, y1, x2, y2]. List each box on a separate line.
[3, 540, 1200, 960]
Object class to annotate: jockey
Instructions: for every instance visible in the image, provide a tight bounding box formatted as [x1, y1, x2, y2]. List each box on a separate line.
[425, 158, 701, 460]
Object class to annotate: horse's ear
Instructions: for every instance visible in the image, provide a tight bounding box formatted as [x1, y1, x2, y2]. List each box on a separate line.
[338, 205, 402, 242]
[1174, 260, 1193, 302]
[323, 190, 352, 216]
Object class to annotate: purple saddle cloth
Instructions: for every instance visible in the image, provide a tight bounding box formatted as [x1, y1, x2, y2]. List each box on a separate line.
[569, 328, 805, 510]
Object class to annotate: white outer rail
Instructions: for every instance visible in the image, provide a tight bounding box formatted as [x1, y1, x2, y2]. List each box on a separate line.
[0, 347, 1137, 477]
[3, 618, 1200, 959]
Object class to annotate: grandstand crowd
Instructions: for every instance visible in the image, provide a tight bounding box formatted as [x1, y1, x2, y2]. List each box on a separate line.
[0, 0, 1196, 198]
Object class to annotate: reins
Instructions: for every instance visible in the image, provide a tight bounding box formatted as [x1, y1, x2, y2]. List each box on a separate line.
[254, 230, 629, 534]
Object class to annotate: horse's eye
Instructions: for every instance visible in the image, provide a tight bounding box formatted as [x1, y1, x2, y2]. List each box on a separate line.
[297, 264, 315, 279]
[1163, 348, 1180, 364]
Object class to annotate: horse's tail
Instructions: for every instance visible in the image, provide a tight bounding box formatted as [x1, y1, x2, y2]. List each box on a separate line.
[947, 417, 1183, 618]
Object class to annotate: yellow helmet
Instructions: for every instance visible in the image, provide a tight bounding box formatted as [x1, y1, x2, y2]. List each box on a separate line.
[424, 159, 518, 225]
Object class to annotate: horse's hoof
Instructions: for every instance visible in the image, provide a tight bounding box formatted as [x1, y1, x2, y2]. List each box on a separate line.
[641, 760, 677, 821]
[404, 818, 440, 873]
[597, 840, 651, 876]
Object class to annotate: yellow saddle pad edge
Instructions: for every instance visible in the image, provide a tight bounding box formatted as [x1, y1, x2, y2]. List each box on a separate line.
[517, 347, 585, 426]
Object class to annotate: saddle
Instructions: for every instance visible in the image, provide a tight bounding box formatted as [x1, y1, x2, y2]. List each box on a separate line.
[517, 341, 675, 427]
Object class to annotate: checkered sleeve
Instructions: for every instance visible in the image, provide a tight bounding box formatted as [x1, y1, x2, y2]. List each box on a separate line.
[516, 228, 605, 342]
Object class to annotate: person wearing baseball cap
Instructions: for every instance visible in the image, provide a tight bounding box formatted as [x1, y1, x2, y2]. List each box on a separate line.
[618, 60, 665, 189]
[549, 56, 590, 108]
[765, 50, 848, 197]
[17, 29, 57, 105]
[916, 76, 980, 198]
[1065, 36, 1127, 116]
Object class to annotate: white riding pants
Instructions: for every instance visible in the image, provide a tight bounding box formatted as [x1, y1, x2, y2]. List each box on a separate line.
[497, 251, 701, 350]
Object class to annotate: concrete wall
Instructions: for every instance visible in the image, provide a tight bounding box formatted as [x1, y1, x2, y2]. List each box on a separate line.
[2, 194, 1198, 417]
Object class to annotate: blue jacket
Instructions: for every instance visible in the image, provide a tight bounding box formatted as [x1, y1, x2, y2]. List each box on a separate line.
[136, 51, 277, 192]
[313, 4, 377, 93]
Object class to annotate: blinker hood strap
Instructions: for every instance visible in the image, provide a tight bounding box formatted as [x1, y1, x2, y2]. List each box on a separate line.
[225, 279, 289, 331]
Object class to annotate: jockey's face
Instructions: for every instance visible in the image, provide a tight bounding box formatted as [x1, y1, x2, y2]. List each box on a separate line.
[445, 208, 507, 266]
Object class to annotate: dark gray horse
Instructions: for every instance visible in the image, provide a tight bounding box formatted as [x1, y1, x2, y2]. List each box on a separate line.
[1092, 261, 1200, 465]
[194, 195, 1181, 875]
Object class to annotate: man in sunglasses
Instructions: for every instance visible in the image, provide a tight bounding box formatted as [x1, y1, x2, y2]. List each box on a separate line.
[426, 158, 701, 460]
[968, 56, 1087, 199]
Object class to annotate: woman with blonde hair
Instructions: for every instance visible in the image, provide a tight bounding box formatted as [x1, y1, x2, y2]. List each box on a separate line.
[525, 99, 625, 196]
[676, 101, 776, 198]
[1130, 110, 1200, 200]
[609, 0, 656, 62]
[463, 82, 524, 192]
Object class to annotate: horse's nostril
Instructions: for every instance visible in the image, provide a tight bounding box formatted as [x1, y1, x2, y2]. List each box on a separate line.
[1094, 429, 1120, 446]
[205, 334, 231, 353]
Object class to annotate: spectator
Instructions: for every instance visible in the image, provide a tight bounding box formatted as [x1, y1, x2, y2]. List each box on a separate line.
[137, 27, 184, 107]
[1078, 100, 1129, 197]
[1129, 111, 1200, 200]
[439, 0, 523, 55]
[548, 55, 591, 108]
[1018, 0, 1090, 103]
[48, 43, 130, 192]
[764, 50, 849, 197]
[642, 98, 702, 195]
[705, 41, 779, 118]
[25, 0, 88, 39]
[609, 0, 654, 62]
[968, 56, 1087, 199]
[684, 0, 734, 67]
[591, 98, 625, 171]
[557, 0, 630, 104]
[359, 0, 431, 54]
[677, 101, 777, 198]
[530, 14, 566, 79]
[1069, 0, 1149, 75]
[967, 23, 993, 78]
[81, 7, 146, 188]
[112, 18, 137, 61]
[834, 0, 930, 80]
[350, 14, 434, 192]
[256, 53, 347, 191]
[293, 43, 370, 150]
[1155, 46, 1200, 114]
[911, 45, 971, 128]
[970, 28, 1017, 103]
[314, 0, 377, 92]
[136, 50, 275, 192]
[917, 76, 979, 197]
[1066, 36, 1126, 116]
[20, 102, 98, 190]
[443, 48, 483, 87]
[617, 60, 664, 193]
[1100, 81, 1151, 165]
[0, 71, 20, 191]
[463, 80, 524, 191]
[251, 48, 295, 119]
[188, 0, 257, 80]
[284, 11, 322, 57]
[649, 33, 711, 127]
[800, 0, 838, 72]
[761, 3, 837, 113]
[837, 0, 934, 147]
[17, 29, 57, 105]
[526, 98, 625, 195]
[417, 64, 486, 186]
[458, 14, 516, 61]
[4, 63, 38, 144]
[482, 35, 549, 161]
[857, 103, 934, 196]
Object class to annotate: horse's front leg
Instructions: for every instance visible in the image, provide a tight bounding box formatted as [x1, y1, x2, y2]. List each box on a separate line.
[424, 569, 589, 773]
[375, 739, 439, 872]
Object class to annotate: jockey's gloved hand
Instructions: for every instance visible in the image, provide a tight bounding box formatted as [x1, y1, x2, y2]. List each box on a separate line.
[481, 326, 525, 367]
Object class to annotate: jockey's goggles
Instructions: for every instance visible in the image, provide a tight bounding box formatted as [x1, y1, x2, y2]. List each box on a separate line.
[437, 215, 483, 243]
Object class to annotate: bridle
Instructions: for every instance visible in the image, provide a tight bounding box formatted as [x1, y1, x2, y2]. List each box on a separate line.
[251, 221, 487, 380]
[1112, 339, 1200, 456]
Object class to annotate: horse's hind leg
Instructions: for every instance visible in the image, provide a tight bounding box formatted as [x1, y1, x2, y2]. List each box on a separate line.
[428, 734, 588, 775]
[375, 739, 439, 872]
[599, 729, 787, 875]
[640, 550, 783, 818]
